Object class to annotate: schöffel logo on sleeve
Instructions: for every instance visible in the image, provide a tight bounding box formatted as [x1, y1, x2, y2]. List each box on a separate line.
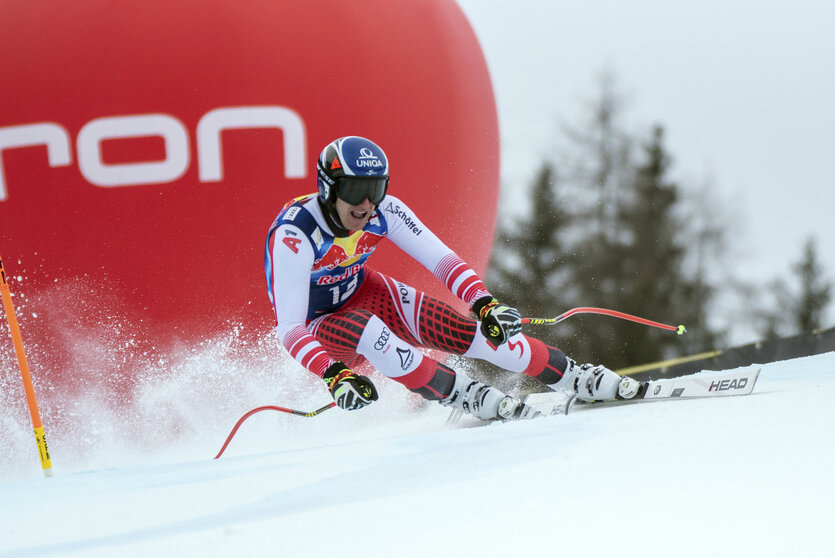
[384, 202, 422, 235]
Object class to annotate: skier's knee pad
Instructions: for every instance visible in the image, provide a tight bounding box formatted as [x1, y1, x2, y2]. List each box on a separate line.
[356, 314, 424, 378]
[463, 331, 534, 372]
[356, 315, 458, 400]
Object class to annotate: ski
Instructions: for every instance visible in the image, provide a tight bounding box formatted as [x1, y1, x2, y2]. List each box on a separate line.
[577, 367, 762, 408]
[512, 390, 578, 419]
[640, 367, 760, 400]
[446, 368, 759, 425]
[445, 389, 577, 425]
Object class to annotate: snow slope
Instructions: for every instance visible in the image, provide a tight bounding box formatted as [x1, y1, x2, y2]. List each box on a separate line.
[2, 350, 834, 558]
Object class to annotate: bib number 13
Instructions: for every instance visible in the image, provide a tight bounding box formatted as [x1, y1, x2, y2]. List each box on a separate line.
[329, 274, 359, 305]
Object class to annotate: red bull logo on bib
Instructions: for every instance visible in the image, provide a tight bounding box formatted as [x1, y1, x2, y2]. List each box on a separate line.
[312, 230, 383, 272]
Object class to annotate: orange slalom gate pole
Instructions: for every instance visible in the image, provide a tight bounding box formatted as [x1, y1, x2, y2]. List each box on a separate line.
[0, 254, 53, 477]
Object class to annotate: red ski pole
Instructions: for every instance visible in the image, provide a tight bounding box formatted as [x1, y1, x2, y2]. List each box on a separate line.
[522, 306, 686, 335]
[214, 402, 336, 459]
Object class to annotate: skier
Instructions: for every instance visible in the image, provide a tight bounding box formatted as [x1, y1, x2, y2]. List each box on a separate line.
[265, 136, 642, 421]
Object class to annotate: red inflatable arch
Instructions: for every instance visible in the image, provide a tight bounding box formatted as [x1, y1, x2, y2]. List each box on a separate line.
[0, 0, 499, 376]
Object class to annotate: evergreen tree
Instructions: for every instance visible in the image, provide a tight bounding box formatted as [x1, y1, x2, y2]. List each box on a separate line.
[554, 71, 636, 362]
[488, 163, 573, 347]
[613, 125, 682, 365]
[612, 126, 717, 366]
[487, 71, 727, 369]
[760, 237, 832, 337]
[793, 238, 832, 332]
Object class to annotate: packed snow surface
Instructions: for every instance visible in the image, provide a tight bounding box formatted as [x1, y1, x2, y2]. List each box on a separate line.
[2, 348, 834, 558]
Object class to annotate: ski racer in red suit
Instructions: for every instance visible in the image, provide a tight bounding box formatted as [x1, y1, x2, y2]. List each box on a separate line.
[266, 136, 642, 420]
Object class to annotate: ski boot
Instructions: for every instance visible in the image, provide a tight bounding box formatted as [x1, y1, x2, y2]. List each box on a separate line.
[557, 358, 645, 402]
[441, 372, 516, 421]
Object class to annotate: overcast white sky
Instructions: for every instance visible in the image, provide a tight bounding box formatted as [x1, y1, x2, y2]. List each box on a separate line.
[456, 0, 835, 331]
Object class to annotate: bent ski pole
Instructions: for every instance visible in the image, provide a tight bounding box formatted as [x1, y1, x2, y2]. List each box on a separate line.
[214, 402, 337, 459]
[523, 307, 686, 335]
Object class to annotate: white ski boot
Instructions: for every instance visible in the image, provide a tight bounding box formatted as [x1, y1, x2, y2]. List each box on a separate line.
[441, 372, 516, 421]
[557, 358, 641, 402]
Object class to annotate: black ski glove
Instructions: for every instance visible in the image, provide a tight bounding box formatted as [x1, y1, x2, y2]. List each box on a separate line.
[323, 362, 379, 411]
[472, 295, 522, 347]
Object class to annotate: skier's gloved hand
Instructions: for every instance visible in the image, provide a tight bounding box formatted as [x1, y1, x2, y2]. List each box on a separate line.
[472, 296, 522, 347]
[323, 362, 379, 411]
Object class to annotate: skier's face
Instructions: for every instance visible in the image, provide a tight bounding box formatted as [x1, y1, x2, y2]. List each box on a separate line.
[335, 196, 375, 231]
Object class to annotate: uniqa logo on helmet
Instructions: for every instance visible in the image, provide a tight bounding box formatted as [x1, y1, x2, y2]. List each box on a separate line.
[338, 138, 387, 177]
[356, 147, 384, 169]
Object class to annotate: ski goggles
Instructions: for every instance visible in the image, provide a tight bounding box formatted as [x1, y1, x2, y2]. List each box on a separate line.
[335, 176, 389, 206]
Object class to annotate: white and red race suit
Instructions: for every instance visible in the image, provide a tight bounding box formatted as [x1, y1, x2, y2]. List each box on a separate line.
[265, 193, 569, 400]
